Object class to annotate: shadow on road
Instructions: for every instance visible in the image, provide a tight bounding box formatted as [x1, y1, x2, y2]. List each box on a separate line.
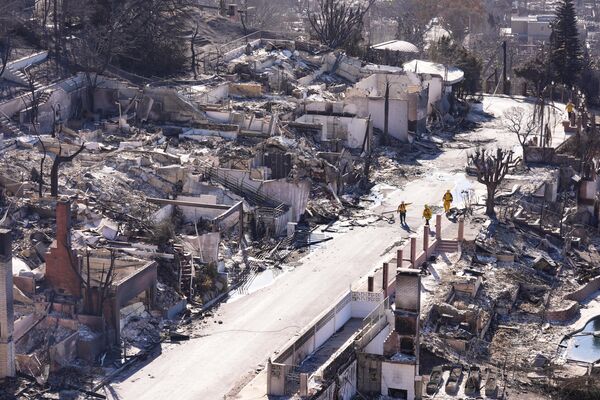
[401, 223, 415, 233]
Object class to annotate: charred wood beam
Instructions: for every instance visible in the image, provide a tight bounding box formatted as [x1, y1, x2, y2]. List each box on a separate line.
[146, 197, 232, 210]
[213, 201, 244, 223]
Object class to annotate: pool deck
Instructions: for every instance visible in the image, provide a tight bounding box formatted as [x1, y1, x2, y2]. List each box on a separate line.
[561, 290, 600, 364]
[572, 290, 600, 332]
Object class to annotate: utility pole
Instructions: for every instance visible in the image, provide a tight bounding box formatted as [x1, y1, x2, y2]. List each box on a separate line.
[384, 79, 390, 145]
[502, 41, 509, 95]
[360, 116, 372, 191]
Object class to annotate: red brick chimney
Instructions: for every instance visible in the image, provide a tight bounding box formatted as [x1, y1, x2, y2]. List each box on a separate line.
[0, 228, 16, 378]
[55, 201, 71, 247]
[45, 200, 81, 297]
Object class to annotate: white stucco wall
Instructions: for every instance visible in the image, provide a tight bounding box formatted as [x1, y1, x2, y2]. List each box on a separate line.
[181, 232, 221, 263]
[381, 362, 416, 400]
[363, 323, 390, 355]
[366, 98, 409, 142]
[314, 317, 336, 350]
[295, 114, 370, 149]
[335, 302, 352, 331]
[426, 76, 444, 114]
[338, 360, 357, 400]
[351, 291, 384, 318]
[260, 179, 310, 222]
[191, 83, 229, 105]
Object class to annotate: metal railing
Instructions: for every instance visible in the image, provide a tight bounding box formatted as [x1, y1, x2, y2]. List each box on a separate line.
[197, 160, 288, 216]
[355, 296, 389, 349]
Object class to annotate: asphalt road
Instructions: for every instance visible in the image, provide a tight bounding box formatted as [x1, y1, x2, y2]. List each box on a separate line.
[110, 174, 467, 400]
[110, 96, 559, 400]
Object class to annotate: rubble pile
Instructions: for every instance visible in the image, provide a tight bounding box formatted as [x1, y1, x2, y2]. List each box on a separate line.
[121, 317, 162, 351]
[8, 16, 597, 399]
[421, 205, 600, 396]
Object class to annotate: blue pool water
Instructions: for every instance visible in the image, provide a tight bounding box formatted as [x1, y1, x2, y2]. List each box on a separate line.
[563, 316, 600, 363]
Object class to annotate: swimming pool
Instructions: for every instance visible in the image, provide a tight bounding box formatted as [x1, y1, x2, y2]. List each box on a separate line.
[562, 316, 600, 363]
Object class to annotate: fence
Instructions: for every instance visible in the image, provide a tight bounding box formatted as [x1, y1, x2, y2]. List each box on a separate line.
[273, 291, 353, 366]
[354, 296, 389, 351]
[268, 289, 386, 396]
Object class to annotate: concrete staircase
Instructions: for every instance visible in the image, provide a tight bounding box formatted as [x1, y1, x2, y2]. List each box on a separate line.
[37, 90, 52, 105]
[434, 239, 460, 254]
[5, 66, 44, 90]
[0, 51, 48, 88]
[19, 90, 53, 118]
[0, 112, 25, 136]
[200, 162, 289, 218]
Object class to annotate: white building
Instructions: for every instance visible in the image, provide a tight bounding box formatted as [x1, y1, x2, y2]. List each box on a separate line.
[510, 15, 555, 44]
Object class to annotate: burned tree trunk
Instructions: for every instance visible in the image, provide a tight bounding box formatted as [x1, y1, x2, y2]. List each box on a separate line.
[485, 185, 496, 216]
[50, 143, 85, 197]
[0, 36, 10, 78]
[191, 24, 199, 79]
[360, 116, 372, 190]
[468, 148, 520, 217]
[21, 70, 47, 197]
[37, 139, 47, 197]
[307, 0, 375, 49]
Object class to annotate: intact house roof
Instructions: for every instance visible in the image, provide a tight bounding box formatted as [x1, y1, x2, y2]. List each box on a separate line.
[403, 59, 465, 85]
[370, 40, 419, 53]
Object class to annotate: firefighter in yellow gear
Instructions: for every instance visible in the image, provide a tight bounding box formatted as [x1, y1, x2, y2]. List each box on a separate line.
[423, 205, 432, 226]
[566, 100, 575, 125]
[443, 190, 453, 213]
[397, 201, 412, 225]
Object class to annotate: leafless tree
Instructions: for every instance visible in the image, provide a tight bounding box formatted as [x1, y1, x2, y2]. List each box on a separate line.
[50, 142, 85, 197]
[468, 148, 520, 216]
[246, 0, 286, 30]
[503, 106, 539, 156]
[79, 248, 117, 315]
[66, 1, 134, 113]
[293, 0, 310, 15]
[52, 0, 64, 74]
[23, 70, 42, 127]
[0, 1, 20, 77]
[307, 0, 375, 49]
[438, 0, 485, 43]
[383, 0, 437, 49]
[92, 249, 116, 316]
[22, 70, 48, 197]
[0, 36, 11, 78]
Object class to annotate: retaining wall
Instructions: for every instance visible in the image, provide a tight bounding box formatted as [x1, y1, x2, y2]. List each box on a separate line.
[565, 275, 600, 303]
[545, 276, 600, 322]
[545, 301, 580, 322]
